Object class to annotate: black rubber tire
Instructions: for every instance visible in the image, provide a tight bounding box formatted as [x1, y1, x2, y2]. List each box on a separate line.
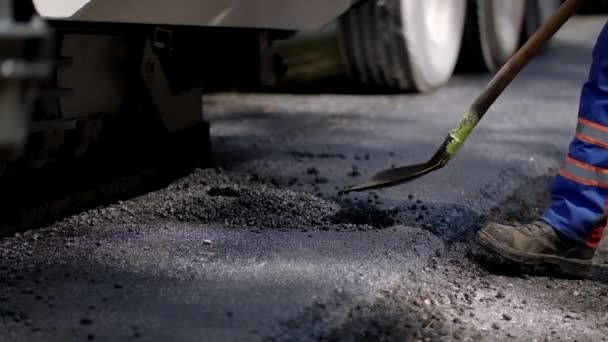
[458, 0, 526, 72]
[522, 0, 561, 42]
[338, 0, 467, 92]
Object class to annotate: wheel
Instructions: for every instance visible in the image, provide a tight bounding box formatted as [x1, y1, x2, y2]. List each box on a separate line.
[522, 0, 561, 42]
[458, 0, 526, 72]
[338, 0, 467, 92]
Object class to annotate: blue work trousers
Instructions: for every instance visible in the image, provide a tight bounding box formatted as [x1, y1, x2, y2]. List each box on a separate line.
[543, 21, 608, 249]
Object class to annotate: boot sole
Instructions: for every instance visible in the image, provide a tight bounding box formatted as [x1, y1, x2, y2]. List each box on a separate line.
[477, 230, 592, 277]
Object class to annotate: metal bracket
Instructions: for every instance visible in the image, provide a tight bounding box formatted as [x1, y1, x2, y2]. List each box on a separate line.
[153, 27, 173, 51]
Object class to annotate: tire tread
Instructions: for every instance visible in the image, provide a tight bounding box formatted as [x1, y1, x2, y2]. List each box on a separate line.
[338, 0, 415, 91]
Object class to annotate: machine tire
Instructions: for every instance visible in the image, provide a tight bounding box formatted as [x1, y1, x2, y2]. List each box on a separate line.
[458, 0, 526, 72]
[522, 0, 561, 42]
[338, 0, 467, 92]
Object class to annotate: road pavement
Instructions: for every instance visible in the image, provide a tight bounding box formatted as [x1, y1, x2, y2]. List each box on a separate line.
[1, 16, 608, 342]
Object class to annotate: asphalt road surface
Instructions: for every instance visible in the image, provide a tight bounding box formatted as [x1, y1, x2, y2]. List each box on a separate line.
[2, 16, 608, 342]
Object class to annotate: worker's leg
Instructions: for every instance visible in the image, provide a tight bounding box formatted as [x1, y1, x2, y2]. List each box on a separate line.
[542, 20, 608, 249]
[477, 21, 608, 277]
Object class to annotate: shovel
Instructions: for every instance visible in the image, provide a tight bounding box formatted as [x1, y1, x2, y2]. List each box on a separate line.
[345, 0, 585, 193]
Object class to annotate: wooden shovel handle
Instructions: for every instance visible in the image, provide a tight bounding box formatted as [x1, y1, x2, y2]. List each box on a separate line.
[470, 0, 585, 118]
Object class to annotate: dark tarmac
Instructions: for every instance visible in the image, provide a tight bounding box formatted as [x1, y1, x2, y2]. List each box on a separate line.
[1, 16, 608, 342]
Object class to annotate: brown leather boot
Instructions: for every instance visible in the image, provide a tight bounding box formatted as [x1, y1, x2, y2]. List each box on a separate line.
[477, 220, 595, 276]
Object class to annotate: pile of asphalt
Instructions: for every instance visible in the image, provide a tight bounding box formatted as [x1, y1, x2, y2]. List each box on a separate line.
[55, 168, 401, 232]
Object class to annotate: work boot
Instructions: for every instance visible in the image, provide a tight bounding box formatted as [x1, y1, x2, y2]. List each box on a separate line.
[477, 220, 595, 276]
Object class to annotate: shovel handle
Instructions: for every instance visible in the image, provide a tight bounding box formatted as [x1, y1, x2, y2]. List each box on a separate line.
[471, 0, 584, 117]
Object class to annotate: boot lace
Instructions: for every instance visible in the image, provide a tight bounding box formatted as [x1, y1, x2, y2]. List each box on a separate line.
[516, 221, 548, 236]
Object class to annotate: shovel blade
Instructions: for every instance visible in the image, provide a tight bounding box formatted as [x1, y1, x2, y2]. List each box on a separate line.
[345, 162, 434, 192]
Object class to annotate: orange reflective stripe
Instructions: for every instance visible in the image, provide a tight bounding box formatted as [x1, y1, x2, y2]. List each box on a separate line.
[564, 156, 608, 175]
[577, 118, 608, 149]
[558, 170, 608, 189]
[575, 133, 608, 149]
[579, 118, 608, 133]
